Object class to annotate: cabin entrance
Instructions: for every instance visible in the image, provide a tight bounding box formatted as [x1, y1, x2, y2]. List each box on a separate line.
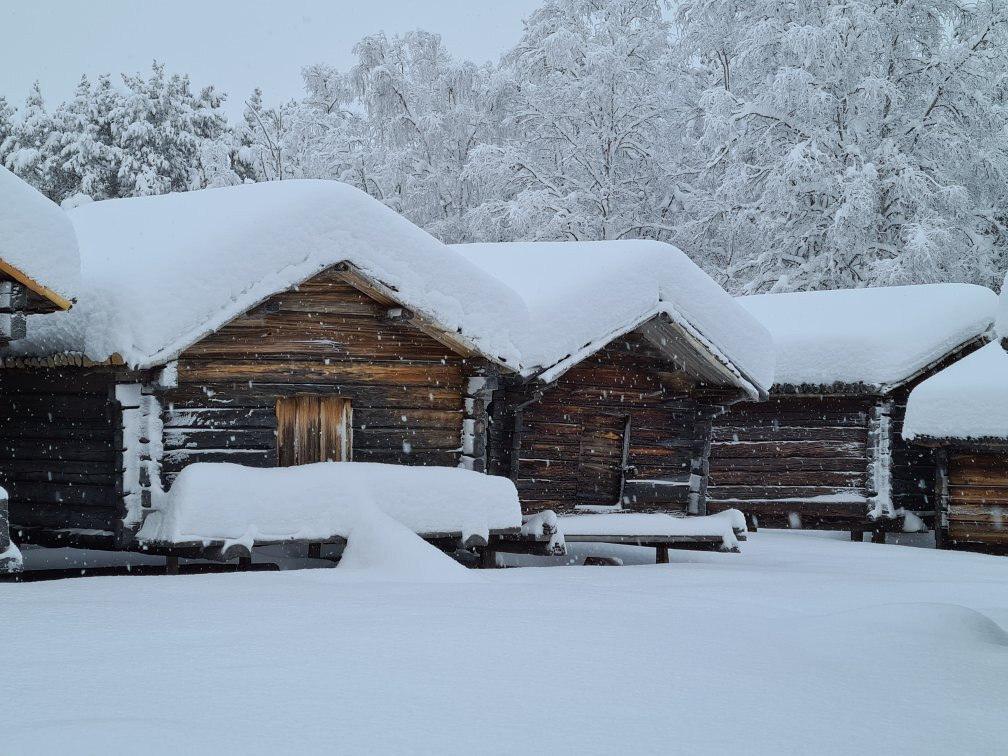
[576, 413, 631, 508]
[276, 396, 353, 466]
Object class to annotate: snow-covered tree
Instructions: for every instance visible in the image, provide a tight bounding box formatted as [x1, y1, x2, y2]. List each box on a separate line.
[468, 0, 673, 241]
[113, 63, 236, 196]
[1, 82, 58, 195]
[674, 0, 1008, 292]
[48, 75, 125, 202]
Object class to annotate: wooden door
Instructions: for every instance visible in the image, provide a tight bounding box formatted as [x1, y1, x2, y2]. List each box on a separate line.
[576, 413, 630, 507]
[276, 396, 352, 466]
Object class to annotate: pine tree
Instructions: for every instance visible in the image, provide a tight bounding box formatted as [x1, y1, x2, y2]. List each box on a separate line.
[1, 82, 58, 196]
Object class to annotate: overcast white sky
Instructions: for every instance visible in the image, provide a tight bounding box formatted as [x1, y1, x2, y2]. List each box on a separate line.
[1, 1, 544, 118]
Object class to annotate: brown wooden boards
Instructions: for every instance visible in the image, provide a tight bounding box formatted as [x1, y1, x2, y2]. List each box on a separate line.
[576, 414, 629, 507]
[276, 395, 352, 466]
[947, 451, 1008, 547]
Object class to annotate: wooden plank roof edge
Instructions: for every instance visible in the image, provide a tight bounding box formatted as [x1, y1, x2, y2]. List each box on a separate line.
[0, 352, 125, 369]
[331, 261, 516, 372]
[0, 259, 74, 311]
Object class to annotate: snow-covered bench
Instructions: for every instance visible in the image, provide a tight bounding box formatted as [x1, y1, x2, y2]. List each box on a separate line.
[136, 462, 524, 561]
[557, 511, 746, 562]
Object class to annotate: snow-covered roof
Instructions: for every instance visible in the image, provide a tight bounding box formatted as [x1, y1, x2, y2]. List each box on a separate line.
[455, 241, 774, 396]
[12, 180, 772, 397]
[902, 342, 1008, 442]
[0, 166, 80, 308]
[738, 284, 998, 392]
[15, 180, 526, 369]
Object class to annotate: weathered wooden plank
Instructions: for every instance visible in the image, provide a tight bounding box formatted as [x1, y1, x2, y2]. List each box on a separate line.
[710, 441, 866, 459]
[177, 359, 463, 387]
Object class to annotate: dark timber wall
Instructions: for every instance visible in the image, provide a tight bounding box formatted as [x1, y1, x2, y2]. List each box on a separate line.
[0, 368, 124, 545]
[942, 448, 1008, 550]
[708, 393, 938, 528]
[156, 269, 477, 489]
[489, 334, 735, 516]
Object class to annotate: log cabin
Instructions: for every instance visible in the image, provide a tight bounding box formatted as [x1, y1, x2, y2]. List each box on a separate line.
[454, 242, 773, 518]
[0, 181, 773, 557]
[707, 285, 999, 540]
[903, 289, 1008, 553]
[0, 166, 81, 571]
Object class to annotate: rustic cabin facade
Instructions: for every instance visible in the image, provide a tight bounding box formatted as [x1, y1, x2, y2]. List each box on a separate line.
[706, 285, 998, 539]
[0, 182, 772, 559]
[487, 320, 754, 517]
[903, 338, 1008, 553]
[0, 165, 81, 571]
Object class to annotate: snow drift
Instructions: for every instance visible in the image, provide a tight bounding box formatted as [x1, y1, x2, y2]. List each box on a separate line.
[0, 165, 80, 303]
[136, 461, 522, 550]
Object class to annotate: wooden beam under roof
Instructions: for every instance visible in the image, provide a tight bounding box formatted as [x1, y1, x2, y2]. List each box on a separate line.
[0, 259, 73, 312]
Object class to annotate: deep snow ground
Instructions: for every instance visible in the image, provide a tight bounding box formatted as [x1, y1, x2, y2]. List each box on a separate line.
[1, 532, 1006, 755]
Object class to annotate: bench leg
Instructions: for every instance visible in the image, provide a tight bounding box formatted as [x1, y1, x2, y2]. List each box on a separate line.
[165, 556, 179, 575]
[308, 543, 322, 559]
[656, 545, 669, 564]
[871, 529, 887, 544]
[851, 529, 864, 542]
[479, 549, 498, 569]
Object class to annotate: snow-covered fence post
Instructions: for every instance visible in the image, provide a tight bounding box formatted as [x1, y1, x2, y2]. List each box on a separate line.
[866, 400, 895, 541]
[0, 485, 22, 573]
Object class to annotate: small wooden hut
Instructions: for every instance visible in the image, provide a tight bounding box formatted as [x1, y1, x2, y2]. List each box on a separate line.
[706, 285, 998, 539]
[454, 242, 773, 518]
[0, 165, 80, 571]
[904, 336, 1008, 553]
[0, 183, 772, 557]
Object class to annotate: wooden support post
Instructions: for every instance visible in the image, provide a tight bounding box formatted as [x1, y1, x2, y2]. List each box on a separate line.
[850, 529, 864, 542]
[479, 548, 498, 569]
[934, 447, 949, 550]
[871, 528, 886, 544]
[656, 545, 670, 564]
[238, 556, 253, 569]
[307, 543, 322, 559]
[165, 556, 179, 575]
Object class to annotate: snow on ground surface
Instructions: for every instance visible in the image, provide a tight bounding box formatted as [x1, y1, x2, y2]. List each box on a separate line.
[738, 284, 997, 389]
[1, 531, 1006, 755]
[456, 241, 774, 394]
[137, 461, 522, 549]
[0, 166, 80, 303]
[903, 341, 1008, 441]
[10, 180, 771, 396]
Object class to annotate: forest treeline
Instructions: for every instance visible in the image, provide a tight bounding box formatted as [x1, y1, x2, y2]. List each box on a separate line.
[4, 0, 1008, 293]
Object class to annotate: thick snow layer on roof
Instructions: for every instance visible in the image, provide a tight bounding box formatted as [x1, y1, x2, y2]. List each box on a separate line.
[902, 342, 1008, 441]
[0, 166, 80, 303]
[18, 180, 526, 368]
[454, 241, 774, 395]
[738, 284, 997, 390]
[14, 181, 771, 395]
[136, 461, 522, 549]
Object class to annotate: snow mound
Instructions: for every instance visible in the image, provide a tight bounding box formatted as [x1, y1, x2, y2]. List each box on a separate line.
[739, 284, 997, 390]
[337, 504, 477, 582]
[456, 241, 774, 396]
[805, 603, 1008, 647]
[0, 166, 80, 303]
[136, 461, 522, 549]
[903, 341, 1008, 441]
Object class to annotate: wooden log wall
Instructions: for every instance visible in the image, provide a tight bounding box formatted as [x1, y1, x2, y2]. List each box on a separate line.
[888, 387, 938, 521]
[0, 368, 124, 545]
[945, 450, 1008, 549]
[489, 335, 729, 516]
[707, 395, 874, 527]
[156, 270, 476, 488]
